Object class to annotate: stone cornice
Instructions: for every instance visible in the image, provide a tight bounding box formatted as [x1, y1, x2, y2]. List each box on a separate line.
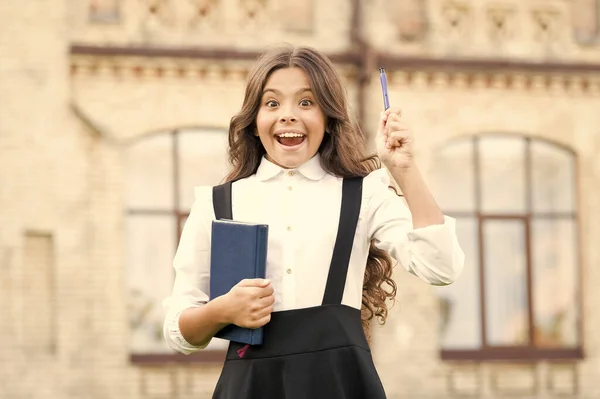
[385, 71, 600, 94]
[71, 44, 600, 74]
[70, 44, 359, 65]
[70, 45, 600, 94]
[69, 51, 359, 83]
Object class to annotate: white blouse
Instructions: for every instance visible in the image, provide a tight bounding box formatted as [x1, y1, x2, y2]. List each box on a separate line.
[163, 154, 465, 354]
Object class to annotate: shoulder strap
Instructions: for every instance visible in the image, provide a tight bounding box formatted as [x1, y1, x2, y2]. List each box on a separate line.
[212, 182, 233, 220]
[321, 177, 364, 306]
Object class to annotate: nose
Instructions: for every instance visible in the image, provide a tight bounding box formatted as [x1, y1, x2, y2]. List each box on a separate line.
[278, 102, 298, 123]
[279, 114, 297, 123]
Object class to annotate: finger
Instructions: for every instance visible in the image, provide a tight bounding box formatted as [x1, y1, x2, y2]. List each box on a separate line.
[377, 111, 388, 139]
[237, 278, 271, 288]
[388, 132, 409, 147]
[254, 304, 274, 320]
[386, 136, 402, 148]
[387, 114, 404, 127]
[389, 129, 411, 139]
[244, 285, 273, 300]
[245, 286, 270, 299]
[252, 313, 272, 328]
[385, 119, 409, 133]
[258, 294, 275, 307]
[258, 284, 274, 298]
[384, 108, 402, 119]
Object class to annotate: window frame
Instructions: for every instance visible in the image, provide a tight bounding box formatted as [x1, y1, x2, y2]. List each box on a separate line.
[438, 134, 584, 361]
[125, 128, 229, 364]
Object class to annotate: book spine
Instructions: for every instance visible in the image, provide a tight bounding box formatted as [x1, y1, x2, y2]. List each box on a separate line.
[251, 226, 268, 345]
[255, 226, 268, 279]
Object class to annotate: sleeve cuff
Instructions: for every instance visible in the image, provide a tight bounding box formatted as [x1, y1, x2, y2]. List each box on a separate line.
[406, 215, 465, 285]
[408, 215, 456, 238]
[163, 306, 211, 355]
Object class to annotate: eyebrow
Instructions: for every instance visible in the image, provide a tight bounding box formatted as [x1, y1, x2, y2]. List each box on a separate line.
[262, 87, 313, 96]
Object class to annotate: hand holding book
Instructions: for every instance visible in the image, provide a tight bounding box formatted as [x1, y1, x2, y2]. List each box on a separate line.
[221, 278, 274, 329]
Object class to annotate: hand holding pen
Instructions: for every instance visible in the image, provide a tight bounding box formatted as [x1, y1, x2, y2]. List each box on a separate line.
[377, 67, 415, 170]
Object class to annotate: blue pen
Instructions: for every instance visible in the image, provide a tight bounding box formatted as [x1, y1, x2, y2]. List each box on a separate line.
[379, 67, 390, 110]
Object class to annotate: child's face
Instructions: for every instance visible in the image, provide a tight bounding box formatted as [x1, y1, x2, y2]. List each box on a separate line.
[256, 67, 326, 169]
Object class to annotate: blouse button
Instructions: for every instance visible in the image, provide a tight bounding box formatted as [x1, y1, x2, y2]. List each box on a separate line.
[288, 171, 295, 177]
[286, 268, 292, 274]
[287, 186, 293, 191]
[286, 226, 292, 231]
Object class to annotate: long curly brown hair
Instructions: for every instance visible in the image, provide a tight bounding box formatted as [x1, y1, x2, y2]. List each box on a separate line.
[224, 45, 397, 341]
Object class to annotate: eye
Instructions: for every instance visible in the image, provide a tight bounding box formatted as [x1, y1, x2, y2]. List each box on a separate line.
[265, 100, 279, 108]
[299, 99, 313, 107]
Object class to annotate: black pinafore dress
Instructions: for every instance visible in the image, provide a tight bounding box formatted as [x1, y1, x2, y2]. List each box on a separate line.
[211, 177, 387, 399]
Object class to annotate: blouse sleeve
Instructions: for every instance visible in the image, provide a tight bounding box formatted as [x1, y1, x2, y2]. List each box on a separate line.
[363, 169, 465, 285]
[162, 186, 213, 354]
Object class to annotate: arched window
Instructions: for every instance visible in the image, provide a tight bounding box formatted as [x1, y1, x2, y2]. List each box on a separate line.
[124, 128, 230, 361]
[431, 135, 582, 360]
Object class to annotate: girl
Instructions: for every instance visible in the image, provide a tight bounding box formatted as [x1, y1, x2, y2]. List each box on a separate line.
[163, 45, 464, 398]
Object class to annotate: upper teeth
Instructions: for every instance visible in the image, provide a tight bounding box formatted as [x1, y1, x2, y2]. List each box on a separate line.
[277, 132, 304, 138]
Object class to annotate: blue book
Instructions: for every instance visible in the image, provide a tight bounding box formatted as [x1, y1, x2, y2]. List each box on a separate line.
[209, 219, 269, 345]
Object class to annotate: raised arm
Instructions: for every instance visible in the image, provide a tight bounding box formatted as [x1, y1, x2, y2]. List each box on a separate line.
[366, 109, 464, 285]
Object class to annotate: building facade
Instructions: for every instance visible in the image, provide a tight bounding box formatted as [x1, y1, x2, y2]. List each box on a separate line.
[1, 0, 600, 398]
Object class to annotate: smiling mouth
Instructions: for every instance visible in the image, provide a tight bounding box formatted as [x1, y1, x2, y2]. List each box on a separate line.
[276, 132, 306, 147]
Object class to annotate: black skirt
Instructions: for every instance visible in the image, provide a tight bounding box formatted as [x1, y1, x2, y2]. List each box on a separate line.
[212, 304, 387, 399]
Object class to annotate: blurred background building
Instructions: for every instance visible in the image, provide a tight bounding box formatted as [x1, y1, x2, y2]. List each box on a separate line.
[1, 0, 600, 398]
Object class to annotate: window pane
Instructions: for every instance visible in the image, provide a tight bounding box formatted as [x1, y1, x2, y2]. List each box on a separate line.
[483, 220, 528, 346]
[125, 133, 174, 210]
[532, 218, 579, 347]
[480, 137, 526, 213]
[178, 129, 230, 210]
[531, 141, 575, 214]
[430, 139, 475, 212]
[438, 217, 481, 349]
[127, 215, 176, 354]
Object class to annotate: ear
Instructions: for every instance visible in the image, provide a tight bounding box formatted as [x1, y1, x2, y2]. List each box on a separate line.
[254, 129, 259, 137]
